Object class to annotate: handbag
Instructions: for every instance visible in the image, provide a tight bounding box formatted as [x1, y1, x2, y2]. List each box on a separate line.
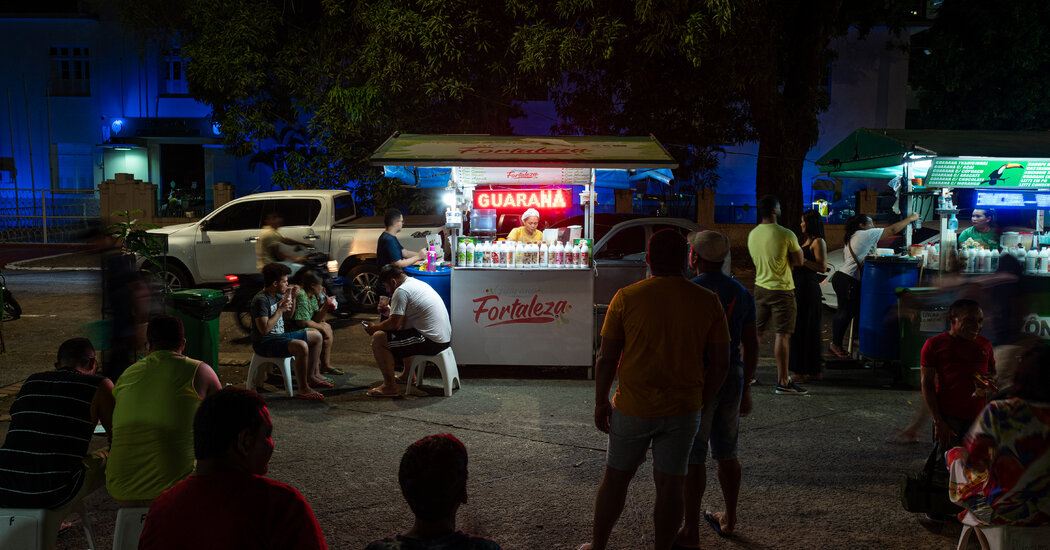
[899, 446, 964, 516]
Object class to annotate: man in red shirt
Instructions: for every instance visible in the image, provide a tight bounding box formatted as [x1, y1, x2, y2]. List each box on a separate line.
[920, 299, 996, 449]
[139, 388, 327, 549]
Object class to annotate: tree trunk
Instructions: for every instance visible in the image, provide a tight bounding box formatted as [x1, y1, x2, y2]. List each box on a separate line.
[755, 131, 808, 232]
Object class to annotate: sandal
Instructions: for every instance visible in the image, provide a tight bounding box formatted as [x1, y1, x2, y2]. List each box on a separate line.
[827, 347, 850, 358]
[366, 387, 400, 398]
[320, 366, 345, 376]
[294, 392, 326, 401]
[308, 380, 335, 389]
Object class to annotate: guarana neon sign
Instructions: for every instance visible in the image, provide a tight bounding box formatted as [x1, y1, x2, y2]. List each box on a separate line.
[474, 189, 569, 209]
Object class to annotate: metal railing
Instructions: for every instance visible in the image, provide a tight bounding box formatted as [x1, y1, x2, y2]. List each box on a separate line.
[0, 189, 100, 243]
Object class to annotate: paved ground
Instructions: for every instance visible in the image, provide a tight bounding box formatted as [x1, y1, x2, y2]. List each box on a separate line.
[0, 249, 962, 549]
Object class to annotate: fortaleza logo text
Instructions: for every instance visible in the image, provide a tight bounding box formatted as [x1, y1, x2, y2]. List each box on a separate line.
[459, 146, 589, 155]
[472, 293, 572, 327]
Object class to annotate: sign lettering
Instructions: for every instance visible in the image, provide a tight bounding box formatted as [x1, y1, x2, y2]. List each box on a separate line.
[474, 189, 570, 209]
[472, 293, 571, 327]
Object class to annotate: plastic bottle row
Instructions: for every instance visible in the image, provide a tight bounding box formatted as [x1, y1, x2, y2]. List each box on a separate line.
[1022, 247, 1050, 276]
[456, 241, 590, 269]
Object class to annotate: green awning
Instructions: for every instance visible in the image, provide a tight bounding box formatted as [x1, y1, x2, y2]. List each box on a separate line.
[816, 128, 1050, 178]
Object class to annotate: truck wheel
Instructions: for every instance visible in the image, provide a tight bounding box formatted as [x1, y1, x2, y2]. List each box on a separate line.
[345, 264, 379, 312]
[145, 264, 191, 293]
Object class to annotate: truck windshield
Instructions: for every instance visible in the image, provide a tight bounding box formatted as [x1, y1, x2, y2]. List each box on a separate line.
[333, 194, 357, 224]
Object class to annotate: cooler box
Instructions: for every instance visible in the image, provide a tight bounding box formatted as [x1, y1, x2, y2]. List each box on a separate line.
[167, 289, 226, 371]
[858, 257, 920, 360]
[404, 265, 452, 317]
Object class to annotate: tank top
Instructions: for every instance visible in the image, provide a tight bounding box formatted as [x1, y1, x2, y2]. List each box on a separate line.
[0, 369, 104, 508]
[106, 350, 201, 501]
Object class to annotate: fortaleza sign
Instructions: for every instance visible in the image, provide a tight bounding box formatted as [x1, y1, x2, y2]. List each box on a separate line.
[472, 292, 573, 327]
[474, 189, 570, 209]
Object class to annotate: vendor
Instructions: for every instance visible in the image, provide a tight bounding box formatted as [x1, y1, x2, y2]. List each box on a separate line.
[958, 208, 1000, 249]
[507, 208, 544, 244]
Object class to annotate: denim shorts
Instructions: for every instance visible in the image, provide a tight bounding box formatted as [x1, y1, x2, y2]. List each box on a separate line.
[689, 369, 743, 464]
[252, 329, 309, 358]
[607, 408, 702, 476]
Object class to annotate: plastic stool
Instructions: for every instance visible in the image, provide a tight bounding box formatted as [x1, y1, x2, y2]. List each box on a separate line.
[0, 500, 97, 550]
[246, 354, 295, 397]
[956, 523, 1050, 550]
[112, 506, 149, 550]
[404, 347, 460, 397]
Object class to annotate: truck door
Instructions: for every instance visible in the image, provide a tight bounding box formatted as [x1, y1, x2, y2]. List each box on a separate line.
[194, 199, 266, 282]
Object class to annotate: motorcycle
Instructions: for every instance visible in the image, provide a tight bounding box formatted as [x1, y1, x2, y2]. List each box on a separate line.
[1, 270, 21, 322]
[228, 249, 349, 333]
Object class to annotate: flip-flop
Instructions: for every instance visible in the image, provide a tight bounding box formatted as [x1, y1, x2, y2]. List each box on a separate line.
[308, 380, 335, 389]
[827, 347, 850, 358]
[366, 388, 400, 398]
[320, 366, 345, 376]
[294, 392, 326, 401]
[704, 510, 729, 538]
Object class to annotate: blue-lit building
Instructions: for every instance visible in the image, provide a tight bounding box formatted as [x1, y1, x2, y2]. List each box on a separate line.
[0, 1, 266, 229]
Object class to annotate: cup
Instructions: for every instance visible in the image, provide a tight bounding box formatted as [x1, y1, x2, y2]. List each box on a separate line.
[378, 295, 390, 314]
[327, 296, 338, 310]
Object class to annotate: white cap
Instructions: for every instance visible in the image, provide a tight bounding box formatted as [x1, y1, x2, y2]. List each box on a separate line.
[521, 208, 540, 223]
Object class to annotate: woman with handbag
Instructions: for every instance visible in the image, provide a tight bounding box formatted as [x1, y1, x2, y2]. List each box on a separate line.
[829, 212, 920, 357]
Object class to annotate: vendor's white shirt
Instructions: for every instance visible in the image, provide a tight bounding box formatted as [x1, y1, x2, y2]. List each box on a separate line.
[840, 227, 885, 279]
[390, 277, 451, 343]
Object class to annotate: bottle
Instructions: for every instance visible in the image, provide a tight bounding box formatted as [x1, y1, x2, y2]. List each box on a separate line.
[990, 249, 1000, 272]
[497, 241, 507, 268]
[479, 242, 489, 267]
[1042, 248, 1050, 276]
[528, 243, 537, 268]
[569, 243, 580, 267]
[961, 248, 973, 273]
[514, 242, 524, 268]
[539, 242, 549, 268]
[456, 242, 466, 266]
[948, 213, 959, 231]
[473, 242, 484, 267]
[580, 242, 590, 267]
[977, 248, 989, 273]
[465, 241, 475, 268]
[553, 242, 564, 267]
[1025, 248, 1039, 274]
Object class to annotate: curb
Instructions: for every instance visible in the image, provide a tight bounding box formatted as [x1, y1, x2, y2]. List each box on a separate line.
[7, 252, 101, 272]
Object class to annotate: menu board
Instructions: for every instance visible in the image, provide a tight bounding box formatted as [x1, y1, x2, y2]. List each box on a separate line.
[926, 157, 1050, 188]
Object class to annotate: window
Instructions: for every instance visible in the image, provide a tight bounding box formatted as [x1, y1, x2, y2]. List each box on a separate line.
[161, 44, 188, 95]
[206, 200, 265, 232]
[49, 45, 90, 97]
[270, 199, 322, 227]
[333, 194, 357, 224]
[595, 226, 646, 260]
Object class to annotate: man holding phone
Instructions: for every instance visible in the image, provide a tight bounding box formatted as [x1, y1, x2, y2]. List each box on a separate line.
[251, 263, 328, 401]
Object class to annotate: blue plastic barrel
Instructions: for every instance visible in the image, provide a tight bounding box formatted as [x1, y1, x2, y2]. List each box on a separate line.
[858, 258, 920, 360]
[404, 265, 452, 315]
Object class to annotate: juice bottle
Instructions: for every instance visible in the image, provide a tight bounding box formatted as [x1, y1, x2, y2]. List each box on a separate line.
[539, 243, 549, 268]
[465, 241, 475, 268]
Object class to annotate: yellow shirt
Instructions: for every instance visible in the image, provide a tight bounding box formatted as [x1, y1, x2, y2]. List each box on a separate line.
[106, 350, 201, 501]
[507, 226, 544, 244]
[601, 276, 730, 418]
[256, 225, 284, 270]
[747, 223, 801, 291]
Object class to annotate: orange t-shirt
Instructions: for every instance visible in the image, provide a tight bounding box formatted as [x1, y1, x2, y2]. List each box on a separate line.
[601, 276, 730, 418]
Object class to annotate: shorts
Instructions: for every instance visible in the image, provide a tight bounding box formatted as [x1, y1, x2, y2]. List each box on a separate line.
[754, 287, 796, 334]
[606, 408, 702, 476]
[387, 329, 449, 361]
[252, 329, 310, 358]
[689, 368, 743, 464]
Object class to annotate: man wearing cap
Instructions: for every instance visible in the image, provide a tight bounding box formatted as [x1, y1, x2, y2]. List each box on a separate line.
[676, 231, 759, 545]
[578, 229, 730, 550]
[507, 208, 545, 243]
[747, 195, 806, 395]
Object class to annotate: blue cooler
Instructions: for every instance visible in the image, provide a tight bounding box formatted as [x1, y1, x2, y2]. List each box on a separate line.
[858, 257, 920, 360]
[404, 265, 452, 316]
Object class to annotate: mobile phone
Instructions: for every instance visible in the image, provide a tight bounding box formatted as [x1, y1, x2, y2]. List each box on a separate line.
[360, 321, 368, 326]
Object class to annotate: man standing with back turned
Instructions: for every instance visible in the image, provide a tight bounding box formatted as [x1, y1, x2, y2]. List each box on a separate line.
[747, 195, 806, 395]
[578, 229, 730, 550]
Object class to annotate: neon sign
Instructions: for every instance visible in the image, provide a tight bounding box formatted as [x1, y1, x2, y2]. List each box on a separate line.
[474, 189, 570, 209]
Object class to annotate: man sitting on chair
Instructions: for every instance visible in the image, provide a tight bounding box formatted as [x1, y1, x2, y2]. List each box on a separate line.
[139, 388, 327, 549]
[362, 265, 451, 397]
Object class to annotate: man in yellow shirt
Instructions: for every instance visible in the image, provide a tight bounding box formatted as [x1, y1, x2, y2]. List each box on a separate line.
[577, 229, 730, 550]
[746, 195, 805, 395]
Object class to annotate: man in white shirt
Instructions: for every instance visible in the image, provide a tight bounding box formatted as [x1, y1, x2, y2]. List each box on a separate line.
[362, 265, 451, 397]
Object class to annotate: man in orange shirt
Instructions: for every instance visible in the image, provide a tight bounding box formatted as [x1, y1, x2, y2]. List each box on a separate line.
[577, 229, 730, 550]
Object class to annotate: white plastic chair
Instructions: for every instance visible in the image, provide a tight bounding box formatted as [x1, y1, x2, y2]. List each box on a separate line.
[404, 347, 460, 397]
[246, 354, 295, 397]
[0, 500, 96, 550]
[956, 522, 1050, 550]
[112, 506, 149, 550]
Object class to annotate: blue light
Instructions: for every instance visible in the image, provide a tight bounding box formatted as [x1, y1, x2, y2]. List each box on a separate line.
[211, 122, 222, 136]
[110, 119, 124, 134]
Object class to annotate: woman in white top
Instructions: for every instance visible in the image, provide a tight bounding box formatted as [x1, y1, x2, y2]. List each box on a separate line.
[828, 211, 919, 357]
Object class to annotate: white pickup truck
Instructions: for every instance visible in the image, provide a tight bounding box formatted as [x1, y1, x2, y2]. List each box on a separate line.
[142, 189, 444, 310]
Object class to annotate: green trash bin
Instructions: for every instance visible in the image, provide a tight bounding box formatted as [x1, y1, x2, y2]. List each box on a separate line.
[896, 287, 949, 388]
[167, 289, 227, 372]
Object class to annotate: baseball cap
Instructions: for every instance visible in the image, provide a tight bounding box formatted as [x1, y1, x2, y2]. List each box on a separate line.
[687, 230, 729, 263]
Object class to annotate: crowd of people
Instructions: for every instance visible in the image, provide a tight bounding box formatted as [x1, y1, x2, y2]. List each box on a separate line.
[1, 198, 1048, 548]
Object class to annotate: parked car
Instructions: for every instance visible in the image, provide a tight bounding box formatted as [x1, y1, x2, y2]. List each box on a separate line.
[138, 190, 444, 311]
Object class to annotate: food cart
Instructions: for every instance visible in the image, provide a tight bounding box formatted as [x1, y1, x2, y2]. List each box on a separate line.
[370, 134, 678, 367]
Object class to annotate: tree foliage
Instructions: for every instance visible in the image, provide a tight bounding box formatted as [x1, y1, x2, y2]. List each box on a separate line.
[911, 0, 1050, 130]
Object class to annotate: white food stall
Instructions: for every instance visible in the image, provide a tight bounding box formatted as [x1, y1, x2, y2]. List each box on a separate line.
[370, 134, 678, 367]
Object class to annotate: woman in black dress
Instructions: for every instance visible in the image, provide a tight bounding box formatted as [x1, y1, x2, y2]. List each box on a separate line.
[790, 209, 828, 382]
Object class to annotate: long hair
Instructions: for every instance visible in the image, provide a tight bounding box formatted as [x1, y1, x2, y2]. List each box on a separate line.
[843, 214, 871, 246]
[800, 209, 825, 240]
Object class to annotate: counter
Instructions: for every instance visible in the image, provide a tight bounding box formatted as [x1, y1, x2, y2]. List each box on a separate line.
[450, 267, 593, 366]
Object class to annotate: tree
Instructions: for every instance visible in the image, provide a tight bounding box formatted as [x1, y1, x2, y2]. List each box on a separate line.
[910, 0, 1050, 130]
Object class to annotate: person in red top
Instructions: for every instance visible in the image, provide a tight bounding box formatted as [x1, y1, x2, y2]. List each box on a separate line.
[921, 299, 997, 450]
[139, 388, 327, 550]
